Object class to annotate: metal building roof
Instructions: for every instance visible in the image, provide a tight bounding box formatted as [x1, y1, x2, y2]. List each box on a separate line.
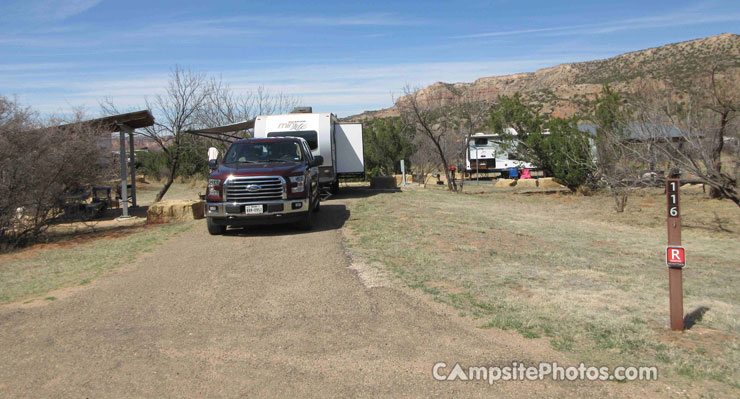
[58, 110, 155, 132]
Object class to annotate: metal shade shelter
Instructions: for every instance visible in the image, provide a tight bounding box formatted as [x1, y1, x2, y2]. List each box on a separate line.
[71, 110, 156, 131]
[68, 110, 155, 218]
[578, 123, 704, 143]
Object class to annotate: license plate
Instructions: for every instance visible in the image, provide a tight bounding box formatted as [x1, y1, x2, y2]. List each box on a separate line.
[244, 205, 263, 214]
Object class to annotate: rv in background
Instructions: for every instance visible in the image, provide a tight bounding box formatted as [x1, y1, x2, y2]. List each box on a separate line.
[464, 130, 547, 178]
[253, 107, 364, 194]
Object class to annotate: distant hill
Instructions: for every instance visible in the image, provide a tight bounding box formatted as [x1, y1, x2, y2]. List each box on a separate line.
[349, 33, 740, 120]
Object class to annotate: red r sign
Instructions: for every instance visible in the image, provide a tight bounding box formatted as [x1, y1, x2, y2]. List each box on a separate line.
[666, 246, 686, 268]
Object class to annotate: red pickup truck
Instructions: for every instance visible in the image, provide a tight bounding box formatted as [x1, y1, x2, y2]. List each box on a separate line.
[204, 137, 323, 235]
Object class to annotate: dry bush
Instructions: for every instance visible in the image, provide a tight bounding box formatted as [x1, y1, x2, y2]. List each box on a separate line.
[631, 69, 739, 206]
[102, 66, 301, 202]
[409, 133, 442, 187]
[399, 85, 490, 192]
[0, 96, 114, 248]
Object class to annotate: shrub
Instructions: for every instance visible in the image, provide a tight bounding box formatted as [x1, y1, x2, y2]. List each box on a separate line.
[363, 117, 415, 179]
[539, 118, 597, 191]
[0, 96, 113, 248]
[136, 150, 169, 179]
[488, 95, 596, 191]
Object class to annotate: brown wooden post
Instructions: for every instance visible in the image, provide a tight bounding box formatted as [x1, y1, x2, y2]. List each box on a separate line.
[666, 178, 684, 331]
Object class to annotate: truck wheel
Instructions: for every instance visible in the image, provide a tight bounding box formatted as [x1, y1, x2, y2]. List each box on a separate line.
[330, 179, 339, 195]
[299, 196, 314, 230]
[314, 197, 320, 212]
[207, 218, 226, 235]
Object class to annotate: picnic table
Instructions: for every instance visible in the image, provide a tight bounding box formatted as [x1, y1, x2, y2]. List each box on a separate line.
[58, 186, 110, 220]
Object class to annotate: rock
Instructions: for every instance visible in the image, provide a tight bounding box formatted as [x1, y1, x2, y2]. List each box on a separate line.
[370, 176, 397, 189]
[147, 200, 204, 224]
[494, 179, 517, 188]
[516, 179, 539, 188]
[538, 178, 565, 189]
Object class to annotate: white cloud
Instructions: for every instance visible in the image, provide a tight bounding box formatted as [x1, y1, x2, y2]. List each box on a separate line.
[123, 21, 258, 39]
[0, 62, 72, 72]
[0, 0, 102, 22]
[298, 12, 427, 26]
[5, 57, 576, 117]
[455, 26, 584, 39]
[0, 11, 422, 48]
[35, 0, 102, 20]
[177, 12, 427, 27]
[455, 9, 740, 39]
[0, 34, 103, 47]
[122, 12, 424, 40]
[587, 12, 740, 34]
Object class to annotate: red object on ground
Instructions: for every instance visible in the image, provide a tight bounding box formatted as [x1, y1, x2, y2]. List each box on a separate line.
[520, 169, 531, 179]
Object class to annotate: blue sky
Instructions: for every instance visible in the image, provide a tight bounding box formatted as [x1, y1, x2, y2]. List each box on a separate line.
[1, 0, 738, 118]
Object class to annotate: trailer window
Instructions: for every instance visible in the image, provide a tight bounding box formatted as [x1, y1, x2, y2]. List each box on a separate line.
[267, 131, 318, 150]
[474, 138, 489, 146]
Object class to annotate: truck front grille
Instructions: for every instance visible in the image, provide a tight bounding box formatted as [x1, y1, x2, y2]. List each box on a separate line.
[225, 176, 285, 202]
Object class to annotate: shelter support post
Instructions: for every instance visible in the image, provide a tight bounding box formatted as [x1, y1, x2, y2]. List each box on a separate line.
[118, 124, 133, 218]
[128, 129, 137, 207]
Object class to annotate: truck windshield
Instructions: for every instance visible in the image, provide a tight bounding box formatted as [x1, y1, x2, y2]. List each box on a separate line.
[223, 141, 302, 163]
[267, 131, 318, 150]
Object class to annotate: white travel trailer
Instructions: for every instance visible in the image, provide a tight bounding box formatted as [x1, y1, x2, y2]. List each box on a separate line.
[465, 130, 542, 178]
[253, 107, 364, 193]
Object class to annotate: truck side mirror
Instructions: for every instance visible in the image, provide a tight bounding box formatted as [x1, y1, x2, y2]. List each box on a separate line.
[311, 155, 324, 167]
[207, 147, 219, 170]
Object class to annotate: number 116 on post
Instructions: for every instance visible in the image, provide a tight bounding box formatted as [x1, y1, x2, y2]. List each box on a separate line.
[667, 180, 679, 218]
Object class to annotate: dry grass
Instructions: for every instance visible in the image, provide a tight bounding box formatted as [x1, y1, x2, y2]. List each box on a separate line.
[0, 218, 192, 303]
[0, 180, 204, 303]
[134, 177, 204, 206]
[345, 185, 740, 394]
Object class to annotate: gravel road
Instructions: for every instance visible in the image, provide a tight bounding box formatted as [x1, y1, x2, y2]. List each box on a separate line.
[0, 194, 657, 398]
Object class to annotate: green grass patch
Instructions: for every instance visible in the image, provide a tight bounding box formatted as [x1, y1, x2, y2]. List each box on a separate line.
[0, 222, 192, 303]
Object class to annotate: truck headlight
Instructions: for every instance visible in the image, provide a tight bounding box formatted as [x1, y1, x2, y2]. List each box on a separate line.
[207, 178, 222, 199]
[289, 175, 305, 193]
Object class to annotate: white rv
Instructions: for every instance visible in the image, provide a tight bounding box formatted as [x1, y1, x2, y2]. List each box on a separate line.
[253, 107, 364, 193]
[465, 130, 540, 178]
